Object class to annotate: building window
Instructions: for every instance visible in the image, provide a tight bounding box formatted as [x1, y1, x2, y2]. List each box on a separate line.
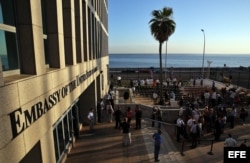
[63, 115, 70, 144]
[53, 106, 75, 162]
[0, 0, 15, 26]
[53, 129, 59, 161]
[0, 0, 19, 71]
[41, 0, 49, 65]
[0, 30, 19, 71]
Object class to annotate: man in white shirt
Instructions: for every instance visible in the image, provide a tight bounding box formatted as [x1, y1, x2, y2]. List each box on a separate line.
[88, 108, 94, 132]
[186, 116, 193, 138]
[204, 91, 210, 106]
[176, 116, 185, 142]
[224, 133, 237, 147]
[190, 120, 199, 148]
[211, 91, 217, 107]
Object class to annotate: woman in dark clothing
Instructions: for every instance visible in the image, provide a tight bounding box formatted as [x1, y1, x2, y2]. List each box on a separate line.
[114, 107, 122, 129]
[135, 105, 142, 129]
[214, 116, 223, 141]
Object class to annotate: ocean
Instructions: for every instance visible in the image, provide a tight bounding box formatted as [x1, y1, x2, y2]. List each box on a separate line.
[109, 53, 250, 68]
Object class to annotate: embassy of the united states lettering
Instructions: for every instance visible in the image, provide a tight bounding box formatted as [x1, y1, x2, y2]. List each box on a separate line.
[8, 67, 98, 139]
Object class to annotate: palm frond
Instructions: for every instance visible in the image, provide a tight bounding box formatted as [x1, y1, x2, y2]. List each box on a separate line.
[149, 7, 176, 43]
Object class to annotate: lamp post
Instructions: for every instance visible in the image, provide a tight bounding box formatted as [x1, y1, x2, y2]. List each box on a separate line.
[201, 29, 205, 79]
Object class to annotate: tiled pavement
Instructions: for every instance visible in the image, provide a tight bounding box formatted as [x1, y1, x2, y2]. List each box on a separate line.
[65, 114, 250, 163]
[66, 79, 250, 163]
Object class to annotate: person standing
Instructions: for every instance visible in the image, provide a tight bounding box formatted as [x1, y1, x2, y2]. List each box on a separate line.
[190, 120, 199, 148]
[87, 108, 94, 132]
[214, 116, 223, 141]
[114, 107, 122, 129]
[97, 99, 104, 123]
[204, 90, 210, 106]
[106, 101, 114, 122]
[240, 108, 248, 125]
[211, 91, 217, 107]
[135, 105, 143, 129]
[173, 77, 177, 90]
[229, 107, 237, 128]
[179, 106, 184, 117]
[179, 96, 184, 108]
[200, 78, 203, 87]
[156, 107, 162, 129]
[176, 116, 185, 142]
[229, 90, 236, 106]
[212, 80, 215, 90]
[121, 118, 131, 146]
[151, 106, 157, 127]
[193, 78, 196, 87]
[130, 79, 134, 88]
[152, 129, 162, 162]
[126, 107, 133, 125]
[224, 133, 237, 147]
[240, 140, 247, 147]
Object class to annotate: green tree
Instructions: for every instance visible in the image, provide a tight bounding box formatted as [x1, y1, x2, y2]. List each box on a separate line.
[149, 7, 176, 105]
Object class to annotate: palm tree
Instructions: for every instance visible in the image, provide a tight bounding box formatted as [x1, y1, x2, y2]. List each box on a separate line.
[149, 7, 176, 105]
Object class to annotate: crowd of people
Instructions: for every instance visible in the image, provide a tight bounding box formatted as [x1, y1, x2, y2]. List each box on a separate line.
[174, 82, 249, 148]
[95, 92, 144, 146]
[85, 77, 249, 162]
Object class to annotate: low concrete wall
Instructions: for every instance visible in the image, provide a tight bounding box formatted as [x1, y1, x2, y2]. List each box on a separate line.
[110, 67, 250, 89]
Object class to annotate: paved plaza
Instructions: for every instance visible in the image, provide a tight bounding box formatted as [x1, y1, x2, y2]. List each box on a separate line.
[65, 79, 250, 163]
[65, 107, 250, 163]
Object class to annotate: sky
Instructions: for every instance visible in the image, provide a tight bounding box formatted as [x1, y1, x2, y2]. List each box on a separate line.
[108, 0, 250, 54]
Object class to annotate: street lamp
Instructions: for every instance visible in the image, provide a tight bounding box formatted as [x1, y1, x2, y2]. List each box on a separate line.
[201, 29, 205, 79]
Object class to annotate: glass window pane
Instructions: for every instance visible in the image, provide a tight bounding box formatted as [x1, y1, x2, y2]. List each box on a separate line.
[0, 30, 19, 71]
[0, 1, 2, 23]
[53, 129, 59, 162]
[41, 0, 49, 66]
[57, 121, 65, 156]
[44, 39, 49, 64]
[68, 110, 73, 139]
[63, 115, 69, 144]
[0, 0, 16, 26]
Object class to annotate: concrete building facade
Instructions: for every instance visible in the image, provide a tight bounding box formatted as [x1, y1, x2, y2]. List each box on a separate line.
[0, 0, 109, 162]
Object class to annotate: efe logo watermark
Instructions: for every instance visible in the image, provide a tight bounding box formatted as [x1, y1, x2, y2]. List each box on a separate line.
[224, 147, 250, 163]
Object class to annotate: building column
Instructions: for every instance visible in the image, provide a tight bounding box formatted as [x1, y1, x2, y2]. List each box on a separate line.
[15, 0, 46, 75]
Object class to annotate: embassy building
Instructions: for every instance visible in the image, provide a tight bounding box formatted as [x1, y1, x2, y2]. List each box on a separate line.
[0, 0, 109, 162]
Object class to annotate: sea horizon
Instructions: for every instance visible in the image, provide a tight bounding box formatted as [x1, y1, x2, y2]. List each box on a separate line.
[109, 53, 250, 55]
[109, 53, 250, 68]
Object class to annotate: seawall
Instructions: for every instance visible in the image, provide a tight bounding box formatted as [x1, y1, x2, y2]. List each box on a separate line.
[110, 67, 250, 89]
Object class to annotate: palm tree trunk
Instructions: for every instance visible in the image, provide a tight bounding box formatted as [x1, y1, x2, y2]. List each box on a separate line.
[159, 42, 164, 105]
[164, 42, 168, 81]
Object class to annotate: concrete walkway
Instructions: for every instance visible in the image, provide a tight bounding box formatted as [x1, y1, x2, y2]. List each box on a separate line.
[65, 115, 250, 163]
[65, 80, 250, 163]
